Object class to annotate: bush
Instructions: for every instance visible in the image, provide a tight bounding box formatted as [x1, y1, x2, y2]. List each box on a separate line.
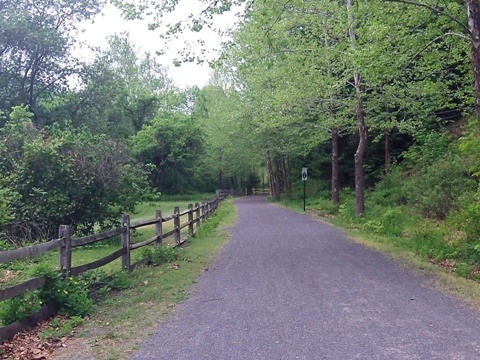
[0, 107, 149, 243]
[402, 154, 475, 220]
[33, 263, 93, 317]
[0, 291, 42, 325]
[368, 167, 409, 207]
[143, 246, 180, 265]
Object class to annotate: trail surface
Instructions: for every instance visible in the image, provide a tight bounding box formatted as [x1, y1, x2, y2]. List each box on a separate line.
[132, 196, 480, 360]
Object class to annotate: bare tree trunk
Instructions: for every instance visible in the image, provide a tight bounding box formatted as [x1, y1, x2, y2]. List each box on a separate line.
[466, 0, 480, 120]
[347, 0, 368, 216]
[331, 127, 340, 207]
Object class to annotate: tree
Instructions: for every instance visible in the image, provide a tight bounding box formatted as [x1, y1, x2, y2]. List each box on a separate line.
[384, 0, 479, 119]
[38, 33, 177, 137]
[130, 111, 205, 194]
[0, 0, 105, 117]
[0, 106, 147, 242]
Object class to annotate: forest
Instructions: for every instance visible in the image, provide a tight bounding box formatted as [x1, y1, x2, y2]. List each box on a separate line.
[2, 0, 480, 272]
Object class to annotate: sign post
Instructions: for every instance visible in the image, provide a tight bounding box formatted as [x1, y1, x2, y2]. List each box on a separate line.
[302, 167, 307, 211]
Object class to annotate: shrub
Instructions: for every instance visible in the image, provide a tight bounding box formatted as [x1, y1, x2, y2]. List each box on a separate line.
[0, 291, 42, 325]
[0, 107, 149, 243]
[33, 263, 93, 317]
[405, 154, 475, 220]
[143, 246, 180, 265]
[368, 167, 409, 207]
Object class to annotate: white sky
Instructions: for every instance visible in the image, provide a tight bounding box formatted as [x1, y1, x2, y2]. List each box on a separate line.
[75, 1, 235, 89]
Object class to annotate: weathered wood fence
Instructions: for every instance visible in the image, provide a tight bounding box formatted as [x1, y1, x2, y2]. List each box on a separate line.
[0, 197, 221, 340]
[252, 188, 270, 195]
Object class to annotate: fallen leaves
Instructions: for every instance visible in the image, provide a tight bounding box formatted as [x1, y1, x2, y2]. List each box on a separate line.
[429, 258, 457, 273]
[1, 315, 72, 360]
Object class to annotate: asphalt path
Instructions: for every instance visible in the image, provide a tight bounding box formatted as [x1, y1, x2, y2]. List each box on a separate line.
[132, 196, 480, 360]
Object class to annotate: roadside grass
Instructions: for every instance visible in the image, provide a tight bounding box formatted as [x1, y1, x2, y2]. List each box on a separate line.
[280, 192, 480, 309]
[50, 198, 236, 360]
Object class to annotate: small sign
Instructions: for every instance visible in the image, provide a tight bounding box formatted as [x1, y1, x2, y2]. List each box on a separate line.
[302, 167, 308, 181]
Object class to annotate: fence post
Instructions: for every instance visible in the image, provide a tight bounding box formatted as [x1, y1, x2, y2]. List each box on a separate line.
[59, 225, 72, 276]
[174, 207, 181, 245]
[201, 203, 205, 223]
[155, 210, 162, 246]
[121, 214, 131, 272]
[195, 202, 201, 230]
[188, 204, 194, 236]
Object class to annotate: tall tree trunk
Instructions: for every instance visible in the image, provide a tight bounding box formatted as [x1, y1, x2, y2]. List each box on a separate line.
[354, 96, 367, 216]
[331, 127, 340, 207]
[385, 128, 390, 176]
[218, 168, 223, 189]
[264, 147, 275, 197]
[347, 0, 368, 216]
[466, 0, 480, 120]
[280, 155, 288, 197]
[325, 23, 340, 208]
[285, 155, 293, 200]
[274, 154, 283, 199]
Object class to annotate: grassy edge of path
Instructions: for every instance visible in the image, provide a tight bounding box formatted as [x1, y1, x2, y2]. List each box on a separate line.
[279, 202, 480, 311]
[51, 198, 237, 360]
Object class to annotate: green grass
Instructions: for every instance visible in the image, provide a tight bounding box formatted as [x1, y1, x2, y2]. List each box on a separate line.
[49, 198, 236, 360]
[131, 199, 206, 221]
[0, 197, 214, 288]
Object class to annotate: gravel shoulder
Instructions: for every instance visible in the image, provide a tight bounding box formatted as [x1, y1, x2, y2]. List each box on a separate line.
[132, 196, 480, 360]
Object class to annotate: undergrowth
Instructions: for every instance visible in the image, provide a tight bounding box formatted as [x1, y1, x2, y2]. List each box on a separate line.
[282, 131, 480, 281]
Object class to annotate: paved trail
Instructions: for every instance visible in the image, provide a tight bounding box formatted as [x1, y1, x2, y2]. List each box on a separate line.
[132, 196, 480, 360]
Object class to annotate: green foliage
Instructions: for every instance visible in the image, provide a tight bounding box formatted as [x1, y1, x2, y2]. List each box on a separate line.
[404, 154, 475, 219]
[39, 316, 84, 339]
[367, 168, 409, 207]
[196, 203, 230, 238]
[0, 0, 104, 112]
[33, 264, 93, 317]
[143, 246, 180, 265]
[456, 262, 471, 279]
[371, 134, 475, 221]
[108, 271, 132, 291]
[0, 107, 148, 241]
[0, 291, 42, 325]
[362, 219, 383, 234]
[130, 111, 205, 194]
[449, 187, 480, 243]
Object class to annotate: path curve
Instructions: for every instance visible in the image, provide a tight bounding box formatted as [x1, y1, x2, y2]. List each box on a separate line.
[132, 196, 480, 359]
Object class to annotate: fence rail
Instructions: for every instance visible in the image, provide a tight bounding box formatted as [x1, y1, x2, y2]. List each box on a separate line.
[252, 188, 270, 195]
[0, 196, 222, 340]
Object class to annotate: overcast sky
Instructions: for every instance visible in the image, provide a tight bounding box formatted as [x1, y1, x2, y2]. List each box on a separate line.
[75, 2, 232, 88]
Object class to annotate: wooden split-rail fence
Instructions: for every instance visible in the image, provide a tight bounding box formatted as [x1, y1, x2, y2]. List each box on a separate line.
[0, 197, 221, 340]
[252, 188, 270, 195]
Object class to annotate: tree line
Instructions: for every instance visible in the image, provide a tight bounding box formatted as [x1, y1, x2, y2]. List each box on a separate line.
[3, 0, 480, 247]
[0, 0, 229, 244]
